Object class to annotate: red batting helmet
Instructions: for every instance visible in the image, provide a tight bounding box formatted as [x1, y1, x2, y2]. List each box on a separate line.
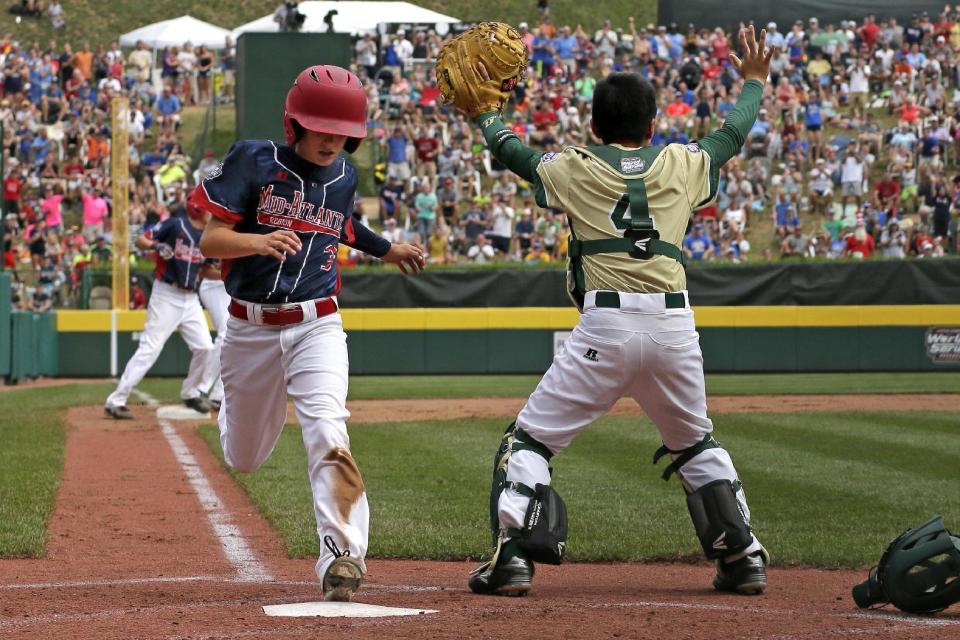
[283, 65, 367, 153]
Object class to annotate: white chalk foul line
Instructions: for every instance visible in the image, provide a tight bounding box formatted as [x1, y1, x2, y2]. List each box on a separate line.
[0, 575, 442, 592]
[598, 601, 960, 628]
[132, 388, 273, 583]
[0, 598, 249, 630]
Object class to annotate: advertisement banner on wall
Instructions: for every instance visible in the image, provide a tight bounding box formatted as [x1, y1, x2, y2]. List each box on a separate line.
[925, 327, 960, 363]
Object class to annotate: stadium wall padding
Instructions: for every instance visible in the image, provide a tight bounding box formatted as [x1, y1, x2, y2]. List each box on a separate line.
[53, 306, 960, 375]
[9, 311, 58, 383]
[338, 260, 960, 308]
[0, 272, 9, 378]
[27, 262, 960, 378]
[656, 1, 943, 33]
[236, 33, 352, 142]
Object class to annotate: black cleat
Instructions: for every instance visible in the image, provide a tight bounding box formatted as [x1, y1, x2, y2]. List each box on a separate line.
[714, 550, 768, 595]
[468, 544, 535, 597]
[104, 405, 133, 420]
[184, 396, 212, 414]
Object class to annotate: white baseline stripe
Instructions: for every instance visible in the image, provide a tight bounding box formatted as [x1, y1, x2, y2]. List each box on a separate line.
[596, 600, 960, 628]
[159, 419, 272, 582]
[132, 387, 272, 583]
[0, 575, 441, 592]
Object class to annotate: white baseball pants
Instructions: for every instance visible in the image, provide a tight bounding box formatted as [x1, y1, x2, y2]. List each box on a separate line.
[217, 310, 368, 582]
[499, 291, 761, 558]
[198, 279, 231, 404]
[106, 280, 214, 409]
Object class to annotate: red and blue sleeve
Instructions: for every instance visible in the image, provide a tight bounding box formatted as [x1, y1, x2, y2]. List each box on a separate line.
[341, 217, 391, 258]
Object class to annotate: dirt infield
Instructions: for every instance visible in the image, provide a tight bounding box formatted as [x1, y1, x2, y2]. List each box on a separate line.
[344, 394, 960, 423]
[0, 397, 957, 639]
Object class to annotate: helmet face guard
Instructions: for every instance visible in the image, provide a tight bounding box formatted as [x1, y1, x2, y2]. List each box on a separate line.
[283, 65, 367, 153]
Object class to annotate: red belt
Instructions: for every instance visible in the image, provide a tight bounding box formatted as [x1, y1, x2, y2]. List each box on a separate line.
[228, 298, 338, 325]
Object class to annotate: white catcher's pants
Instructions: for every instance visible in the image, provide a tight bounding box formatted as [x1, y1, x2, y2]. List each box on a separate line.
[106, 280, 214, 408]
[218, 311, 368, 582]
[198, 279, 231, 403]
[499, 291, 761, 558]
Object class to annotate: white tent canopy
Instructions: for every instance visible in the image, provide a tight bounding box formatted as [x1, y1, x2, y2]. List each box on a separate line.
[232, 1, 460, 38]
[119, 15, 232, 50]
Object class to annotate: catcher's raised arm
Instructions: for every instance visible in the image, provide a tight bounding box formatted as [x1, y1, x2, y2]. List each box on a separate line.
[436, 23, 775, 213]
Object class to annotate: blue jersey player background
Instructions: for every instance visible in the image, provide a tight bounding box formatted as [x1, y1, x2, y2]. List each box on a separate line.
[192, 64, 424, 603]
[105, 207, 215, 418]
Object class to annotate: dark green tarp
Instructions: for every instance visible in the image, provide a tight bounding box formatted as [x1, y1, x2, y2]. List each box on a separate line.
[339, 260, 960, 308]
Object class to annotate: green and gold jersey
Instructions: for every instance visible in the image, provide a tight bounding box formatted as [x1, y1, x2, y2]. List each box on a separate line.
[536, 143, 714, 294]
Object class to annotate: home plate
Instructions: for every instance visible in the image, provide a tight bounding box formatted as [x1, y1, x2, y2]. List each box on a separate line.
[157, 405, 210, 420]
[263, 601, 437, 618]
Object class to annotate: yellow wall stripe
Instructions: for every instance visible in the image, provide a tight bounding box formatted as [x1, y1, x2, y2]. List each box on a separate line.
[57, 310, 215, 332]
[56, 306, 960, 332]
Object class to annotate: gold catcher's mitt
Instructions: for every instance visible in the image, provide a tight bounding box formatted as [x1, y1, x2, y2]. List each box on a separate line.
[435, 22, 529, 118]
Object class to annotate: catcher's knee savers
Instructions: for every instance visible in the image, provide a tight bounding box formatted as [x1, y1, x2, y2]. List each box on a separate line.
[490, 422, 568, 564]
[655, 435, 753, 560]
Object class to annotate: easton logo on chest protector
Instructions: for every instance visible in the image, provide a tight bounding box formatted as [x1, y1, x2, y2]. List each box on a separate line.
[257, 185, 345, 236]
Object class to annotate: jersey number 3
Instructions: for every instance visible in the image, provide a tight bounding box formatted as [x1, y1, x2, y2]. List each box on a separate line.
[320, 245, 337, 271]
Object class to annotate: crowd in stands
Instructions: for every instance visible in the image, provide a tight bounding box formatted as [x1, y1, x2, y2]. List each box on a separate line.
[1, 13, 235, 310]
[360, 10, 960, 265]
[4, 7, 960, 311]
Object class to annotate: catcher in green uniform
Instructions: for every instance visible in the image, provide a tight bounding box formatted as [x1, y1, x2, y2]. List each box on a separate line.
[437, 23, 775, 597]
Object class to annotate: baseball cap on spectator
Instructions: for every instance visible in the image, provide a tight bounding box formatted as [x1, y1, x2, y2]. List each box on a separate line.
[518, 22, 528, 29]
[809, 17, 818, 25]
[767, 22, 777, 29]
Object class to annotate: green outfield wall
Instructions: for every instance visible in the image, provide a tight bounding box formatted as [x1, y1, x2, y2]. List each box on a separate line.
[10, 262, 960, 380]
[51, 305, 960, 376]
[0, 272, 10, 378]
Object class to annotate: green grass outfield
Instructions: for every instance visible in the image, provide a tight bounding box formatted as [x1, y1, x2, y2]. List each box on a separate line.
[0, 373, 957, 562]
[199, 410, 960, 568]
[0, 382, 114, 557]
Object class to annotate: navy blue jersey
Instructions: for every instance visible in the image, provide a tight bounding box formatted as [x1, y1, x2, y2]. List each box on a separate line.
[190, 140, 390, 304]
[146, 214, 204, 291]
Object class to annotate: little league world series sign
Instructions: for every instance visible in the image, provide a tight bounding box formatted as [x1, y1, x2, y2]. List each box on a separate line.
[926, 328, 960, 363]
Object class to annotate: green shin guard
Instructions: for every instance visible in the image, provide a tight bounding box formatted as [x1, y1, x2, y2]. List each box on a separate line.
[487, 421, 554, 545]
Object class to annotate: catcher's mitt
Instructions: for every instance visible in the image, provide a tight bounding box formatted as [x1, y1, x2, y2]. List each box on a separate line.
[435, 22, 528, 118]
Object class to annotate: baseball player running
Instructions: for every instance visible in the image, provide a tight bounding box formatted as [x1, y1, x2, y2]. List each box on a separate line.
[437, 24, 774, 597]
[191, 65, 424, 602]
[104, 206, 214, 418]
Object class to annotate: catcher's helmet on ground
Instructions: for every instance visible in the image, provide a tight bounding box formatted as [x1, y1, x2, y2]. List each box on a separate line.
[283, 65, 366, 153]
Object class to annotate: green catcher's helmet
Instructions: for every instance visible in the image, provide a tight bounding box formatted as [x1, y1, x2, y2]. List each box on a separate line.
[853, 515, 960, 614]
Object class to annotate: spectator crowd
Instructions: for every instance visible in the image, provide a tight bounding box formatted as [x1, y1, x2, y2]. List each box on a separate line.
[362, 9, 960, 266]
[2, 4, 236, 311]
[4, 6, 960, 312]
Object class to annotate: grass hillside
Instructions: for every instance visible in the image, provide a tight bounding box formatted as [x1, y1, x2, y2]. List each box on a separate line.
[0, 1, 656, 48]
